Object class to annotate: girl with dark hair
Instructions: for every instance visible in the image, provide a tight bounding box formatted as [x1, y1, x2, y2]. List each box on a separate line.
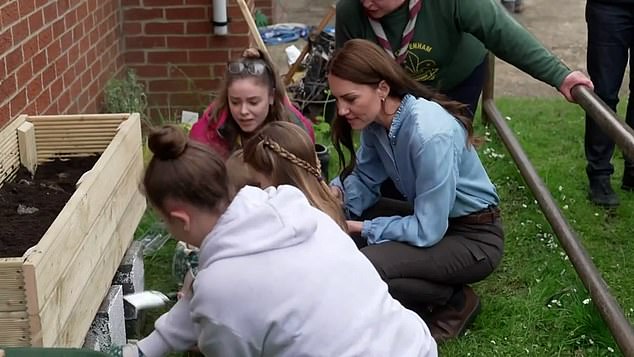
[189, 48, 314, 158]
[328, 39, 504, 342]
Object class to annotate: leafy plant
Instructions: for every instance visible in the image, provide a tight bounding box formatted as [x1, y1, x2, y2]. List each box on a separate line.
[103, 69, 148, 119]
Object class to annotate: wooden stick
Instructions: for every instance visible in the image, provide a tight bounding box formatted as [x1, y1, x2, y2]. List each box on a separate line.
[17, 121, 37, 176]
[235, 0, 269, 57]
[284, 4, 336, 86]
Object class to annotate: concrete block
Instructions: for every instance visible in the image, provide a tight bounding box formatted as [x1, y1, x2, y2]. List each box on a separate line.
[83, 285, 126, 351]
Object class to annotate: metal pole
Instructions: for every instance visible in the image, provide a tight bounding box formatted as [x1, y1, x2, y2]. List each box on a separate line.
[481, 53, 496, 124]
[482, 99, 634, 356]
[572, 85, 634, 161]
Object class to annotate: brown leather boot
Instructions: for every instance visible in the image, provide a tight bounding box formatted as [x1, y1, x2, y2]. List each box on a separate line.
[427, 286, 481, 343]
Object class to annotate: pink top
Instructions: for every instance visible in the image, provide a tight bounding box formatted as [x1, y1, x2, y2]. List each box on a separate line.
[190, 98, 315, 159]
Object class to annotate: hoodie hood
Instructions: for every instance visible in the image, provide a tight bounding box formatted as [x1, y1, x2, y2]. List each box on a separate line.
[198, 185, 318, 268]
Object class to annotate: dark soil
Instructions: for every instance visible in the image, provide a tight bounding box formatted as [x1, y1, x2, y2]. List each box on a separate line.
[0, 156, 99, 258]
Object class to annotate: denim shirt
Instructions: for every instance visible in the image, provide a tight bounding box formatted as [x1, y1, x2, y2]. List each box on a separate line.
[337, 94, 499, 247]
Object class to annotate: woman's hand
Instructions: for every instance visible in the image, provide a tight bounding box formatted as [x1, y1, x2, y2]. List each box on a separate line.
[346, 220, 363, 235]
[559, 70, 594, 103]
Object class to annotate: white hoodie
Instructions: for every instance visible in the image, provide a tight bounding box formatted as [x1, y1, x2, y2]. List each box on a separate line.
[138, 185, 437, 357]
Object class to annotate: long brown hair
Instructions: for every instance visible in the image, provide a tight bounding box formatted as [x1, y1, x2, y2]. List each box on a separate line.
[212, 48, 291, 151]
[144, 124, 232, 214]
[327, 39, 475, 178]
[243, 122, 347, 231]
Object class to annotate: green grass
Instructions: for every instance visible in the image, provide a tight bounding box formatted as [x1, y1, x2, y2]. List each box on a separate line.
[135, 97, 634, 356]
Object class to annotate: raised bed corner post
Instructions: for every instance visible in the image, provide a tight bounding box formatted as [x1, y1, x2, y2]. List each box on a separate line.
[481, 93, 634, 357]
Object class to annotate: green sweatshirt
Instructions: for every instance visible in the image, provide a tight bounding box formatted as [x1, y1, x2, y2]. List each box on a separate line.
[336, 0, 571, 92]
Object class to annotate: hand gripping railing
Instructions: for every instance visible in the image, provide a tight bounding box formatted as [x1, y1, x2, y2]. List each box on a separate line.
[481, 54, 634, 356]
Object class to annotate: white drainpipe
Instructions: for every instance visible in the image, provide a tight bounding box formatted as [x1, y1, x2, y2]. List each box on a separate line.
[213, 0, 228, 35]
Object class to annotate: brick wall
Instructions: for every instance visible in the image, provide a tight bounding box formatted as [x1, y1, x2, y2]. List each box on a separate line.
[1, 0, 271, 127]
[0, 0, 125, 128]
[122, 0, 259, 121]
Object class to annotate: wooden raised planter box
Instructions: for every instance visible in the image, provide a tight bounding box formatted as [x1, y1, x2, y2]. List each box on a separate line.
[0, 113, 146, 347]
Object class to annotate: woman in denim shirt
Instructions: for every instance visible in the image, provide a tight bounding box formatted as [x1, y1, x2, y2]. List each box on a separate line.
[328, 39, 504, 343]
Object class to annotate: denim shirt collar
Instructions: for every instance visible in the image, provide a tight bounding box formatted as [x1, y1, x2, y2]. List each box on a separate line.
[369, 94, 416, 143]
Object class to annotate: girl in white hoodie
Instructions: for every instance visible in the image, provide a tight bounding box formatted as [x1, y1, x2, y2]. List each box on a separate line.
[134, 124, 437, 357]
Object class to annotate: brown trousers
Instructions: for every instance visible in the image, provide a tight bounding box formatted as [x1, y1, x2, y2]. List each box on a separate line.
[356, 198, 504, 315]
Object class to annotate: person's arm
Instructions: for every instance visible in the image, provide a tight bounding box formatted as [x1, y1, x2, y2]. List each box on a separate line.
[337, 132, 388, 218]
[362, 134, 456, 247]
[137, 298, 199, 357]
[455, 0, 573, 89]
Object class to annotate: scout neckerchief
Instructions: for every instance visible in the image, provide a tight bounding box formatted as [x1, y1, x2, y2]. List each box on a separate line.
[367, 0, 423, 64]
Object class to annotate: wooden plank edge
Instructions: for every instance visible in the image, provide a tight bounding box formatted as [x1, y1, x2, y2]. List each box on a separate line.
[36, 153, 143, 342]
[53, 192, 146, 347]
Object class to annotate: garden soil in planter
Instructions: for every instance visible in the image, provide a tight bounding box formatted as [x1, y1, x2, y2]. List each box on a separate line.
[0, 156, 99, 258]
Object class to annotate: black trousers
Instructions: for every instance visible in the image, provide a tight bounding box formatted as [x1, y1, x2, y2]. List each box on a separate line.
[585, 1, 634, 179]
[356, 199, 504, 316]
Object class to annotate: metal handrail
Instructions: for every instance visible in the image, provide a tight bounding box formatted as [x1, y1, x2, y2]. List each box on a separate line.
[481, 54, 634, 356]
[572, 85, 634, 161]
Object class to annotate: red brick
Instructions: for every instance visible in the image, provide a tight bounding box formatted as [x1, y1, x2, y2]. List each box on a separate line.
[147, 51, 187, 64]
[170, 93, 206, 107]
[1, 2, 19, 29]
[32, 50, 47, 73]
[72, 24, 83, 43]
[46, 39, 61, 61]
[228, 21, 249, 34]
[64, 7, 77, 28]
[37, 27, 52, 51]
[54, 53, 68, 76]
[148, 79, 190, 92]
[18, 0, 36, 17]
[1, 26, 15, 51]
[192, 79, 220, 91]
[27, 73, 43, 101]
[122, 22, 142, 35]
[57, 90, 71, 112]
[42, 3, 57, 24]
[79, 36, 90, 53]
[16, 62, 33, 85]
[76, 3, 88, 21]
[188, 50, 229, 64]
[52, 19, 65, 38]
[35, 88, 51, 113]
[6, 47, 23, 74]
[185, 0, 211, 4]
[10, 89, 27, 117]
[209, 35, 250, 49]
[0, 100, 9, 127]
[147, 93, 169, 106]
[121, 0, 141, 6]
[50, 78, 64, 99]
[125, 36, 166, 49]
[11, 19, 29, 45]
[22, 37, 39, 61]
[145, 22, 184, 35]
[0, 57, 5, 79]
[227, 5, 245, 18]
[165, 7, 207, 20]
[166, 36, 208, 49]
[42, 64, 55, 85]
[144, 0, 183, 5]
[60, 31, 72, 49]
[186, 21, 212, 34]
[169, 64, 211, 78]
[0, 73, 16, 99]
[28, 10, 44, 34]
[123, 8, 163, 21]
[125, 51, 145, 63]
[130, 64, 168, 77]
